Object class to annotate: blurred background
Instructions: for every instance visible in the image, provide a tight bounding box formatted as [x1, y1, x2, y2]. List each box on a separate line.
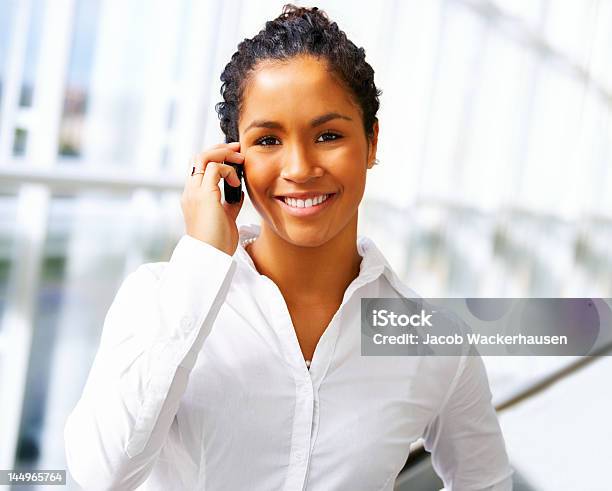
[0, 0, 611, 489]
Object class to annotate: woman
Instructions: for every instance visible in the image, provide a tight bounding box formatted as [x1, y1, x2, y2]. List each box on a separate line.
[65, 5, 513, 490]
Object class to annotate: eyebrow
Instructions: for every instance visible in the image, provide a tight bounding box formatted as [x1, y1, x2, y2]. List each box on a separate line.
[243, 112, 353, 134]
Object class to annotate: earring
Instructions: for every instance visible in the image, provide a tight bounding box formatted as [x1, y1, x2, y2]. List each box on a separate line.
[372, 158, 380, 166]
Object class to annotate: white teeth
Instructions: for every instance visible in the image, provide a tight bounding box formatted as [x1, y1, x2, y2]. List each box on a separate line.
[283, 194, 330, 208]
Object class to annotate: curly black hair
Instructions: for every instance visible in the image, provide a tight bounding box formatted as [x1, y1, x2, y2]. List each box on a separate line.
[215, 4, 382, 144]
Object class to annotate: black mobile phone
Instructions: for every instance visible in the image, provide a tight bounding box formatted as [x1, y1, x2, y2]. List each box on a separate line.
[223, 160, 244, 204]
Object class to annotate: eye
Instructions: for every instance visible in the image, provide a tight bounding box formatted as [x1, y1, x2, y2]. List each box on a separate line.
[316, 131, 342, 143]
[253, 131, 343, 146]
[254, 135, 280, 146]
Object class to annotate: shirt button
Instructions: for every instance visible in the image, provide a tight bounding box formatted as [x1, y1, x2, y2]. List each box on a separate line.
[294, 451, 304, 461]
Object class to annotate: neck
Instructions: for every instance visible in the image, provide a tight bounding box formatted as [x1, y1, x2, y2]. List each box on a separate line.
[246, 216, 362, 307]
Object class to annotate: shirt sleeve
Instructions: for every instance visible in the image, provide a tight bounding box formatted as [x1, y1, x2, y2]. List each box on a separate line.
[422, 353, 514, 491]
[64, 234, 237, 491]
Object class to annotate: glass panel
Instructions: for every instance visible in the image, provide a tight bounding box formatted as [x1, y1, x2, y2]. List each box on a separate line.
[79, 0, 191, 167]
[19, 0, 46, 108]
[12, 127, 27, 156]
[0, 0, 17, 114]
[461, 32, 526, 210]
[57, 0, 102, 158]
[14, 238, 67, 467]
[519, 65, 584, 218]
[0, 192, 18, 330]
[419, 3, 487, 201]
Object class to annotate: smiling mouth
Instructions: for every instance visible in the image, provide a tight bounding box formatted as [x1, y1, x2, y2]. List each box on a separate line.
[274, 193, 335, 209]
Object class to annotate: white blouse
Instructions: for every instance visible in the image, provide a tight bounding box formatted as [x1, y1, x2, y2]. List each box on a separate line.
[64, 223, 513, 490]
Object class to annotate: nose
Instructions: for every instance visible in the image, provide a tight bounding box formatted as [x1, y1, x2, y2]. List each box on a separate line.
[279, 144, 324, 183]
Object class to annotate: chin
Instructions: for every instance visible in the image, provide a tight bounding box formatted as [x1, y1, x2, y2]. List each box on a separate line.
[276, 224, 334, 248]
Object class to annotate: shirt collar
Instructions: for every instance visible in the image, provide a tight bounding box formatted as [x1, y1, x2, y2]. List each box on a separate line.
[234, 223, 417, 298]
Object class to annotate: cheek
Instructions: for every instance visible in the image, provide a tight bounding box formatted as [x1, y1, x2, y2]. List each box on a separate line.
[339, 165, 367, 195]
[244, 163, 276, 198]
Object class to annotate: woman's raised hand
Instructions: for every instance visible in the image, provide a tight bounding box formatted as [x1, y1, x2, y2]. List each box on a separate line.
[181, 141, 245, 256]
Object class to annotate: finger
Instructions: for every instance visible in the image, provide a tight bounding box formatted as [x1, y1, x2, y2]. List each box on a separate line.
[209, 141, 240, 151]
[188, 143, 242, 173]
[186, 147, 244, 189]
[201, 161, 241, 196]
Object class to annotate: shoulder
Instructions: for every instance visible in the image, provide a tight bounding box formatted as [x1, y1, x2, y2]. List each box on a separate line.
[139, 261, 168, 281]
[129, 234, 237, 283]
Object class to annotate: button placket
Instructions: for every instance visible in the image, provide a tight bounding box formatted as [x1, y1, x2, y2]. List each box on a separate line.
[283, 370, 316, 490]
[260, 267, 331, 490]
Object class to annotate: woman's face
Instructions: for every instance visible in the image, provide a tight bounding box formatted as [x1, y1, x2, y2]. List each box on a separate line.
[238, 54, 378, 248]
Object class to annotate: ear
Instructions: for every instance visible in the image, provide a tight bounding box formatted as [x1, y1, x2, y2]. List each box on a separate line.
[366, 118, 379, 169]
